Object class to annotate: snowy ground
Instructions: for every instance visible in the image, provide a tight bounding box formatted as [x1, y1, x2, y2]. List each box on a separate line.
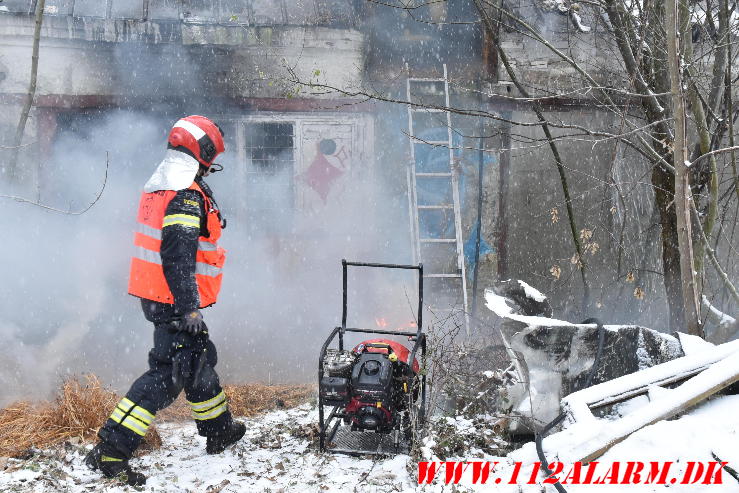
[1, 396, 738, 492]
[0, 404, 415, 493]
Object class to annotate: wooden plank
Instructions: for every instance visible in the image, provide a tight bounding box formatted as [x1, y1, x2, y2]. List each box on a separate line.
[563, 338, 739, 422]
[575, 351, 739, 463]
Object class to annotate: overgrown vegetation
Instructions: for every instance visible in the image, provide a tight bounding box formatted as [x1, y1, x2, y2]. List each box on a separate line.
[0, 374, 313, 458]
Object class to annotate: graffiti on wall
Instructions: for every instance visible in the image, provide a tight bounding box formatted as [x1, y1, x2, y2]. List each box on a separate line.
[297, 123, 353, 212]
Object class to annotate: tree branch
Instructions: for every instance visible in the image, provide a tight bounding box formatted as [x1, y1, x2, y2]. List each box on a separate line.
[0, 152, 109, 215]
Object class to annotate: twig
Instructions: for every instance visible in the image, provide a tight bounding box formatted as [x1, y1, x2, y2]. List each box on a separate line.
[0, 152, 109, 215]
[711, 452, 739, 484]
[690, 200, 739, 304]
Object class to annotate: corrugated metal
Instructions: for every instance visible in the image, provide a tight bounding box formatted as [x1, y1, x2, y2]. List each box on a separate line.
[315, 0, 354, 26]
[0, 0, 33, 14]
[285, 0, 318, 25]
[179, 0, 219, 21]
[251, 0, 285, 25]
[219, 0, 250, 23]
[73, 0, 107, 18]
[148, 0, 180, 20]
[110, 0, 145, 19]
[0, 0, 356, 26]
[43, 0, 75, 16]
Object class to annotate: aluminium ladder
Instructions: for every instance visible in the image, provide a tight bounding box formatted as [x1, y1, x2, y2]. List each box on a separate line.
[405, 64, 470, 335]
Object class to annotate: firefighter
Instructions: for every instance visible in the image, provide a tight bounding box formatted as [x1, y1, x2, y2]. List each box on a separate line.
[85, 116, 245, 485]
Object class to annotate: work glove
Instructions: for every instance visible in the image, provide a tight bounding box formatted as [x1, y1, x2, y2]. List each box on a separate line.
[181, 309, 204, 335]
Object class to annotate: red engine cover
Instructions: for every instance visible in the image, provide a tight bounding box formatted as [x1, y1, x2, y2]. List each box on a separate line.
[353, 338, 420, 373]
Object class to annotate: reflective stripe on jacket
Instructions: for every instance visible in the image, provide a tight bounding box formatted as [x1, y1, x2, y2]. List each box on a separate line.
[128, 182, 226, 308]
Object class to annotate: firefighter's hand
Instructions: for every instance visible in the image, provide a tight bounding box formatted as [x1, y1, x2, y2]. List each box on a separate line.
[181, 310, 204, 335]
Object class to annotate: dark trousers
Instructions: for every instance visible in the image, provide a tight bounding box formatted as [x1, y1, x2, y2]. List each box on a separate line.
[98, 321, 232, 458]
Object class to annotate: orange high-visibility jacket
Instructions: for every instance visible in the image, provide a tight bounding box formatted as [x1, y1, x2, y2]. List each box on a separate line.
[128, 182, 226, 308]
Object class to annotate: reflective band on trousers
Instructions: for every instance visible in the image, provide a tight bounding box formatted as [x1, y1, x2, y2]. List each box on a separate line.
[134, 246, 222, 277]
[188, 391, 228, 421]
[118, 397, 155, 424]
[109, 398, 154, 437]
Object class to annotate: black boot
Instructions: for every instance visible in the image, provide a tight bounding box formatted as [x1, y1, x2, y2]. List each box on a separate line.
[84, 442, 147, 486]
[206, 420, 246, 454]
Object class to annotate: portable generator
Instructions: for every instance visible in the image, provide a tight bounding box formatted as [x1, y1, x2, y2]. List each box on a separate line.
[318, 260, 427, 456]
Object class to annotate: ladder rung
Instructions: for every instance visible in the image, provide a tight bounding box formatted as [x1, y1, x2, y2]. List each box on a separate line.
[416, 172, 452, 177]
[424, 274, 462, 278]
[413, 140, 449, 146]
[418, 205, 454, 209]
[410, 108, 446, 113]
[420, 238, 456, 243]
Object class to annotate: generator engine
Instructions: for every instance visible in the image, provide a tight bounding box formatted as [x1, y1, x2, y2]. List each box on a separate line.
[320, 339, 419, 432]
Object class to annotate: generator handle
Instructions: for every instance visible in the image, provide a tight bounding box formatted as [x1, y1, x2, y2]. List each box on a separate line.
[364, 342, 394, 353]
[341, 259, 424, 339]
[318, 325, 342, 452]
[409, 333, 425, 376]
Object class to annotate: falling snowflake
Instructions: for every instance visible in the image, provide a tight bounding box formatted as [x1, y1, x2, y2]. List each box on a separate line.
[626, 272, 635, 283]
[550, 265, 562, 279]
[634, 287, 645, 300]
[550, 207, 559, 223]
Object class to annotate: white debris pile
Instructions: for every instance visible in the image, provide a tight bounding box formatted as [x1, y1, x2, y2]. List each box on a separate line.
[485, 288, 575, 327]
[511, 342, 739, 467]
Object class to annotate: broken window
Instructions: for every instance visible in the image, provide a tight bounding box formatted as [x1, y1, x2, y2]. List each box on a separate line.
[244, 122, 295, 232]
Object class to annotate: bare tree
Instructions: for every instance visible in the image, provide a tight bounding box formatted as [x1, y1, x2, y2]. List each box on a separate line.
[281, 0, 738, 334]
[666, 0, 701, 334]
[8, 0, 46, 182]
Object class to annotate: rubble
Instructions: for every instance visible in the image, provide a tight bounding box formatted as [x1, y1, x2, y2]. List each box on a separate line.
[521, 339, 739, 464]
[484, 281, 685, 432]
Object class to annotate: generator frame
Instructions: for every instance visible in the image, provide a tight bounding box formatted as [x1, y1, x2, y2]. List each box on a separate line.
[318, 259, 427, 455]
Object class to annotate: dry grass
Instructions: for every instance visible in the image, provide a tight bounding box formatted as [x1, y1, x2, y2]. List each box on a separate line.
[0, 375, 162, 458]
[0, 375, 314, 458]
[158, 383, 316, 421]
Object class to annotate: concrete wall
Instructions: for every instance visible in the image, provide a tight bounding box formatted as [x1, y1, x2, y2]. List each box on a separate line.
[0, 14, 364, 99]
[0, 11, 365, 193]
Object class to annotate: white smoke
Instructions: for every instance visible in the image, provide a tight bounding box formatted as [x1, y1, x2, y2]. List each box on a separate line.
[0, 107, 418, 405]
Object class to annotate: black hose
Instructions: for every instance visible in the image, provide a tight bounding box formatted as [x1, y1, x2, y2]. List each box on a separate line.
[533, 317, 605, 493]
[470, 114, 485, 317]
[580, 318, 606, 390]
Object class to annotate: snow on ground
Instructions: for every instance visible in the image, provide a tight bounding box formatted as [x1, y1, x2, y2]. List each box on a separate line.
[0, 404, 416, 493]
[422, 394, 739, 493]
[2, 396, 739, 492]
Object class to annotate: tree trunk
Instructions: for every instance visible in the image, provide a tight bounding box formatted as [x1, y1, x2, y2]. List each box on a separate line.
[653, 165, 685, 331]
[8, 0, 46, 181]
[666, 0, 702, 335]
